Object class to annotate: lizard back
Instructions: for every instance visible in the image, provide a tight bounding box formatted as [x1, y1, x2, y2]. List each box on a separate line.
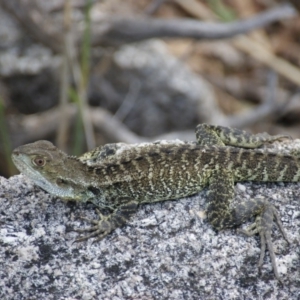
[85, 143, 300, 204]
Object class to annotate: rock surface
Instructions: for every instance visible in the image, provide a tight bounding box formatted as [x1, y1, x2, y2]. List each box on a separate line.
[1, 172, 299, 299]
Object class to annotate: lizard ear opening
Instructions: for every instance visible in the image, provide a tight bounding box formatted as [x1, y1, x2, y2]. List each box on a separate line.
[32, 157, 46, 167]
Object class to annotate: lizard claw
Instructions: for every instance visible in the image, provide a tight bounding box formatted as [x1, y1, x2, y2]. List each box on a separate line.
[73, 210, 114, 242]
[74, 230, 110, 243]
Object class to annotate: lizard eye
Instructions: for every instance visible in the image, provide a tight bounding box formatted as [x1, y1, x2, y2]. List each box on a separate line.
[33, 157, 46, 167]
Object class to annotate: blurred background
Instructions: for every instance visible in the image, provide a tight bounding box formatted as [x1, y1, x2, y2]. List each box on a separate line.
[0, 0, 300, 178]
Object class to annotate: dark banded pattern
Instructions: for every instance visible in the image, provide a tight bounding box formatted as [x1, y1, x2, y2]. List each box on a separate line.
[11, 124, 298, 280]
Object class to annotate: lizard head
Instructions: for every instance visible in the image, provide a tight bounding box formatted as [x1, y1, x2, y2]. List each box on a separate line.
[12, 140, 87, 200]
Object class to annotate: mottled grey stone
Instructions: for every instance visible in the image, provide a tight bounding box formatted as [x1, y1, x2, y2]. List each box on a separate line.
[1, 171, 299, 299]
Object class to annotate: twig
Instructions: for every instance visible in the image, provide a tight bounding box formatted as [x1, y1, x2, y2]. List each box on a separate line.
[10, 99, 299, 148]
[228, 71, 290, 128]
[265, 70, 278, 107]
[0, 0, 64, 53]
[0, 97, 14, 175]
[56, 0, 72, 151]
[0, 0, 296, 51]
[232, 35, 300, 87]
[46, 0, 96, 13]
[145, 0, 167, 15]
[12, 106, 75, 146]
[90, 4, 296, 45]
[11, 105, 143, 145]
[10, 104, 200, 146]
[173, 0, 214, 19]
[77, 0, 95, 150]
[176, 0, 300, 87]
[113, 79, 141, 122]
[63, 0, 95, 150]
[2, 0, 298, 88]
[90, 107, 145, 144]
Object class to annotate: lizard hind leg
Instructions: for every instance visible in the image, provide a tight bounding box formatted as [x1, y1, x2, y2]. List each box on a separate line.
[238, 202, 289, 280]
[206, 170, 288, 280]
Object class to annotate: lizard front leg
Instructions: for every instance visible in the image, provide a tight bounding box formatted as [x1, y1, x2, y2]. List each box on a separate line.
[207, 169, 289, 280]
[74, 201, 138, 242]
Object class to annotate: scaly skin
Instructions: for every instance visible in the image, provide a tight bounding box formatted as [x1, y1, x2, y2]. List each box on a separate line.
[12, 124, 297, 281]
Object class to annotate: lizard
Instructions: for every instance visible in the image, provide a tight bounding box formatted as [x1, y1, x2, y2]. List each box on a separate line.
[11, 124, 299, 281]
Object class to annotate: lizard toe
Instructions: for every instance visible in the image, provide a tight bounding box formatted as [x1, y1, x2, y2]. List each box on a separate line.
[78, 216, 100, 225]
[75, 229, 107, 242]
[74, 216, 113, 242]
[73, 224, 100, 233]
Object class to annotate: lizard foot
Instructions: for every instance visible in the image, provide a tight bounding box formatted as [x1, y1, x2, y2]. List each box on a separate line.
[238, 204, 289, 281]
[73, 209, 114, 242]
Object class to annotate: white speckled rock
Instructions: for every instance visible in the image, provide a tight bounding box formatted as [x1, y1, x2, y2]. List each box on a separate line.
[0, 173, 299, 299]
